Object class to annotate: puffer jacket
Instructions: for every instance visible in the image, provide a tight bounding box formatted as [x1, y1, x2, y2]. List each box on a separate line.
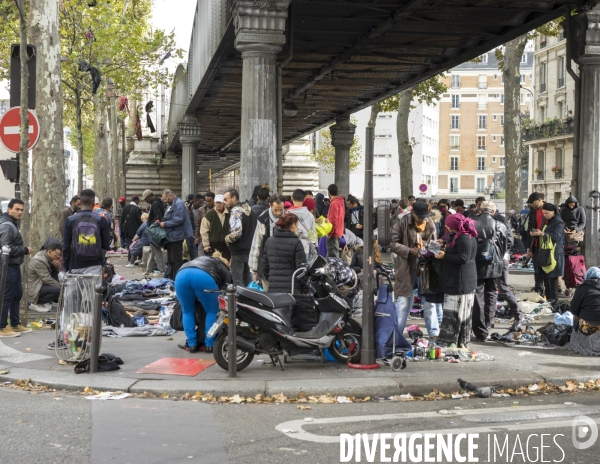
[560, 195, 586, 231]
[540, 214, 565, 278]
[0, 213, 29, 265]
[474, 212, 508, 280]
[262, 227, 308, 294]
[179, 256, 232, 289]
[440, 233, 477, 295]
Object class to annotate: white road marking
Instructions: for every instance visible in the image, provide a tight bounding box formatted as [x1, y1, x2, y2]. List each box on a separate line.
[3, 125, 34, 135]
[275, 404, 600, 444]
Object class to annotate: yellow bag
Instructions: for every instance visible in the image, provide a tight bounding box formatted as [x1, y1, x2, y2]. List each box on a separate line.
[540, 226, 557, 274]
[315, 216, 333, 238]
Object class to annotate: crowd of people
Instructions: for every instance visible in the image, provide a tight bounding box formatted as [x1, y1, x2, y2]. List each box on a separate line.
[0, 183, 597, 357]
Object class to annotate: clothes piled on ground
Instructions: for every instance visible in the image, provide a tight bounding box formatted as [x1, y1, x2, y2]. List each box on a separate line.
[488, 323, 561, 349]
[102, 276, 177, 336]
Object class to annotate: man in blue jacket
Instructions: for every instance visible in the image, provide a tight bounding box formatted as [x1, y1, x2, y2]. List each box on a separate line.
[160, 189, 193, 279]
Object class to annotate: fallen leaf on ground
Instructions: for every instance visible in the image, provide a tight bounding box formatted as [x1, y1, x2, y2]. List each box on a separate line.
[273, 393, 288, 403]
[25, 348, 32, 352]
[0, 370, 8, 375]
[254, 393, 263, 401]
[297, 405, 311, 410]
[52, 397, 63, 401]
[229, 394, 244, 404]
[298, 391, 306, 399]
[317, 395, 334, 404]
[58, 360, 67, 365]
[160, 393, 170, 399]
[296, 398, 307, 403]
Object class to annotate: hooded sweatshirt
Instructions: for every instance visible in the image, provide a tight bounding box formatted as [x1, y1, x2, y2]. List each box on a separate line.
[569, 278, 600, 324]
[289, 206, 318, 256]
[328, 196, 346, 238]
[315, 193, 329, 217]
[560, 195, 586, 231]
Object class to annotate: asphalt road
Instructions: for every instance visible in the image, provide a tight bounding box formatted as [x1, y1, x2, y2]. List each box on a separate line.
[1, 388, 599, 464]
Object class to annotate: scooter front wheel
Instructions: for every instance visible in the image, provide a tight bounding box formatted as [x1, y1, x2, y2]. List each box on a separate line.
[328, 332, 362, 364]
[213, 331, 254, 372]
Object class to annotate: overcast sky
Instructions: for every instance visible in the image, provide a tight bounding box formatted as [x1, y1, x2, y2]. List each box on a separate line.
[152, 0, 198, 72]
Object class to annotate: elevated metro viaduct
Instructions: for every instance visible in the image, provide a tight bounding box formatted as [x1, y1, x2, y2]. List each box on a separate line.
[167, 0, 600, 264]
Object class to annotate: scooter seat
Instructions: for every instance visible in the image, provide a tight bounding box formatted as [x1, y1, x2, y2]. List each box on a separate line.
[236, 286, 296, 309]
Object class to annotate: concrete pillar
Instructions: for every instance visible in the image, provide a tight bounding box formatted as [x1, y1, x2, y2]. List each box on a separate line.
[577, 6, 600, 265]
[178, 115, 201, 197]
[233, 0, 290, 201]
[330, 116, 357, 198]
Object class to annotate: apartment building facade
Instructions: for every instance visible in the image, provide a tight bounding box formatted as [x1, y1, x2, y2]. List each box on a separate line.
[437, 51, 533, 201]
[526, 32, 575, 206]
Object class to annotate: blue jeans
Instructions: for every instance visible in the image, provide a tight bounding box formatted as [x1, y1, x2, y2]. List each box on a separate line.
[421, 296, 443, 324]
[397, 290, 439, 337]
[0, 265, 22, 328]
[186, 237, 198, 260]
[174, 268, 219, 347]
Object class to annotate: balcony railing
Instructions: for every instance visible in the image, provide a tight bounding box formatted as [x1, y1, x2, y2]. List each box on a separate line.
[477, 145, 487, 150]
[523, 118, 575, 142]
[451, 104, 460, 109]
[478, 103, 487, 109]
[536, 172, 545, 181]
[540, 82, 547, 93]
[450, 145, 460, 150]
[558, 77, 565, 88]
[554, 171, 563, 179]
[478, 82, 487, 89]
[451, 82, 460, 89]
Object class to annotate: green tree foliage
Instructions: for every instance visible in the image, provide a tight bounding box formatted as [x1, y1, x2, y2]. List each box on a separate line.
[313, 118, 362, 173]
[378, 75, 448, 112]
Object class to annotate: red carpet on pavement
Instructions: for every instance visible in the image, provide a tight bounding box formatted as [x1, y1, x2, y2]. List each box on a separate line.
[136, 357, 215, 376]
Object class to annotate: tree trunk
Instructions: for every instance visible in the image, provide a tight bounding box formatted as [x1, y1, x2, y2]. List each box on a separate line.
[109, 93, 120, 200]
[29, 0, 65, 254]
[397, 86, 416, 199]
[15, 0, 30, 325]
[75, 83, 84, 191]
[503, 35, 528, 213]
[368, 104, 380, 128]
[93, 94, 110, 199]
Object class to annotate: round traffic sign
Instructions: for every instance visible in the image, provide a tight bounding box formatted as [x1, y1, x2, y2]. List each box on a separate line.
[419, 183, 428, 193]
[0, 107, 40, 153]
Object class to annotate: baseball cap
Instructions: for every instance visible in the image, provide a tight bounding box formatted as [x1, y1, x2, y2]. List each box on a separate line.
[526, 192, 542, 204]
[214, 194, 224, 202]
[119, 196, 125, 203]
[186, 194, 195, 201]
[132, 195, 139, 201]
[141, 189, 153, 201]
[480, 201, 496, 212]
[412, 201, 429, 218]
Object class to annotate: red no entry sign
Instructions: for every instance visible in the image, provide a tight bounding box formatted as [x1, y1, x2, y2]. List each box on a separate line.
[0, 107, 40, 153]
[419, 183, 428, 193]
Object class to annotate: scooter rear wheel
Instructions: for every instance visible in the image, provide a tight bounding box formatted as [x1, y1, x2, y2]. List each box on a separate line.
[213, 331, 254, 372]
[328, 332, 362, 364]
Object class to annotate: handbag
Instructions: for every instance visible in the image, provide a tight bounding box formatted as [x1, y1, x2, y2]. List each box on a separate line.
[540, 230, 557, 274]
[565, 229, 584, 243]
[147, 222, 169, 248]
[417, 259, 439, 294]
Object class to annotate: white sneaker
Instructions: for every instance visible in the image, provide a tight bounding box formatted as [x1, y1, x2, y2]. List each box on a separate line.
[126, 263, 134, 268]
[30, 303, 52, 313]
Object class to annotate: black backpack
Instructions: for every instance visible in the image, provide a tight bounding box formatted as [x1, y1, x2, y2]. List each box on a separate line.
[71, 213, 102, 262]
[475, 220, 500, 268]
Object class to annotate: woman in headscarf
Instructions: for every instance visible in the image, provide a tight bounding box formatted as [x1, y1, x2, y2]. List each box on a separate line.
[529, 203, 565, 306]
[433, 214, 478, 349]
[565, 267, 600, 355]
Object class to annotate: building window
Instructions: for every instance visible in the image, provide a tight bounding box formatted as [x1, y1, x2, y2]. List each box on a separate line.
[537, 150, 545, 179]
[558, 56, 565, 88]
[476, 178, 485, 193]
[450, 135, 459, 150]
[450, 177, 459, 193]
[477, 136, 486, 150]
[478, 94, 487, 110]
[520, 93, 525, 105]
[451, 75, 460, 89]
[480, 54, 488, 64]
[451, 115, 460, 129]
[450, 157, 459, 171]
[500, 115, 504, 126]
[493, 115, 497, 121]
[540, 35, 547, 48]
[500, 93, 504, 104]
[557, 101, 564, 118]
[540, 61, 547, 93]
[555, 148, 564, 178]
[521, 54, 527, 64]
[493, 136, 497, 142]
[520, 74, 526, 84]
[500, 136, 504, 147]
[477, 157, 486, 171]
[478, 115, 487, 130]
[478, 74, 487, 89]
[451, 94, 460, 108]
[500, 157, 505, 167]
[539, 106, 546, 122]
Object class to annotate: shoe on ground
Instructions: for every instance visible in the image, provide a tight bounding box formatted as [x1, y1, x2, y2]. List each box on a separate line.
[11, 325, 32, 333]
[0, 327, 20, 337]
[382, 358, 391, 366]
[134, 260, 141, 265]
[30, 303, 52, 313]
[198, 346, 213, 353]
[47, 339, 66, 350]
[509, 317, 524, 333]
[126, 263, 134, 268]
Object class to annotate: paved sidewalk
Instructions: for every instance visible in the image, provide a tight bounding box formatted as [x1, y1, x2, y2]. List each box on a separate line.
[1, 258, 595, 399]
